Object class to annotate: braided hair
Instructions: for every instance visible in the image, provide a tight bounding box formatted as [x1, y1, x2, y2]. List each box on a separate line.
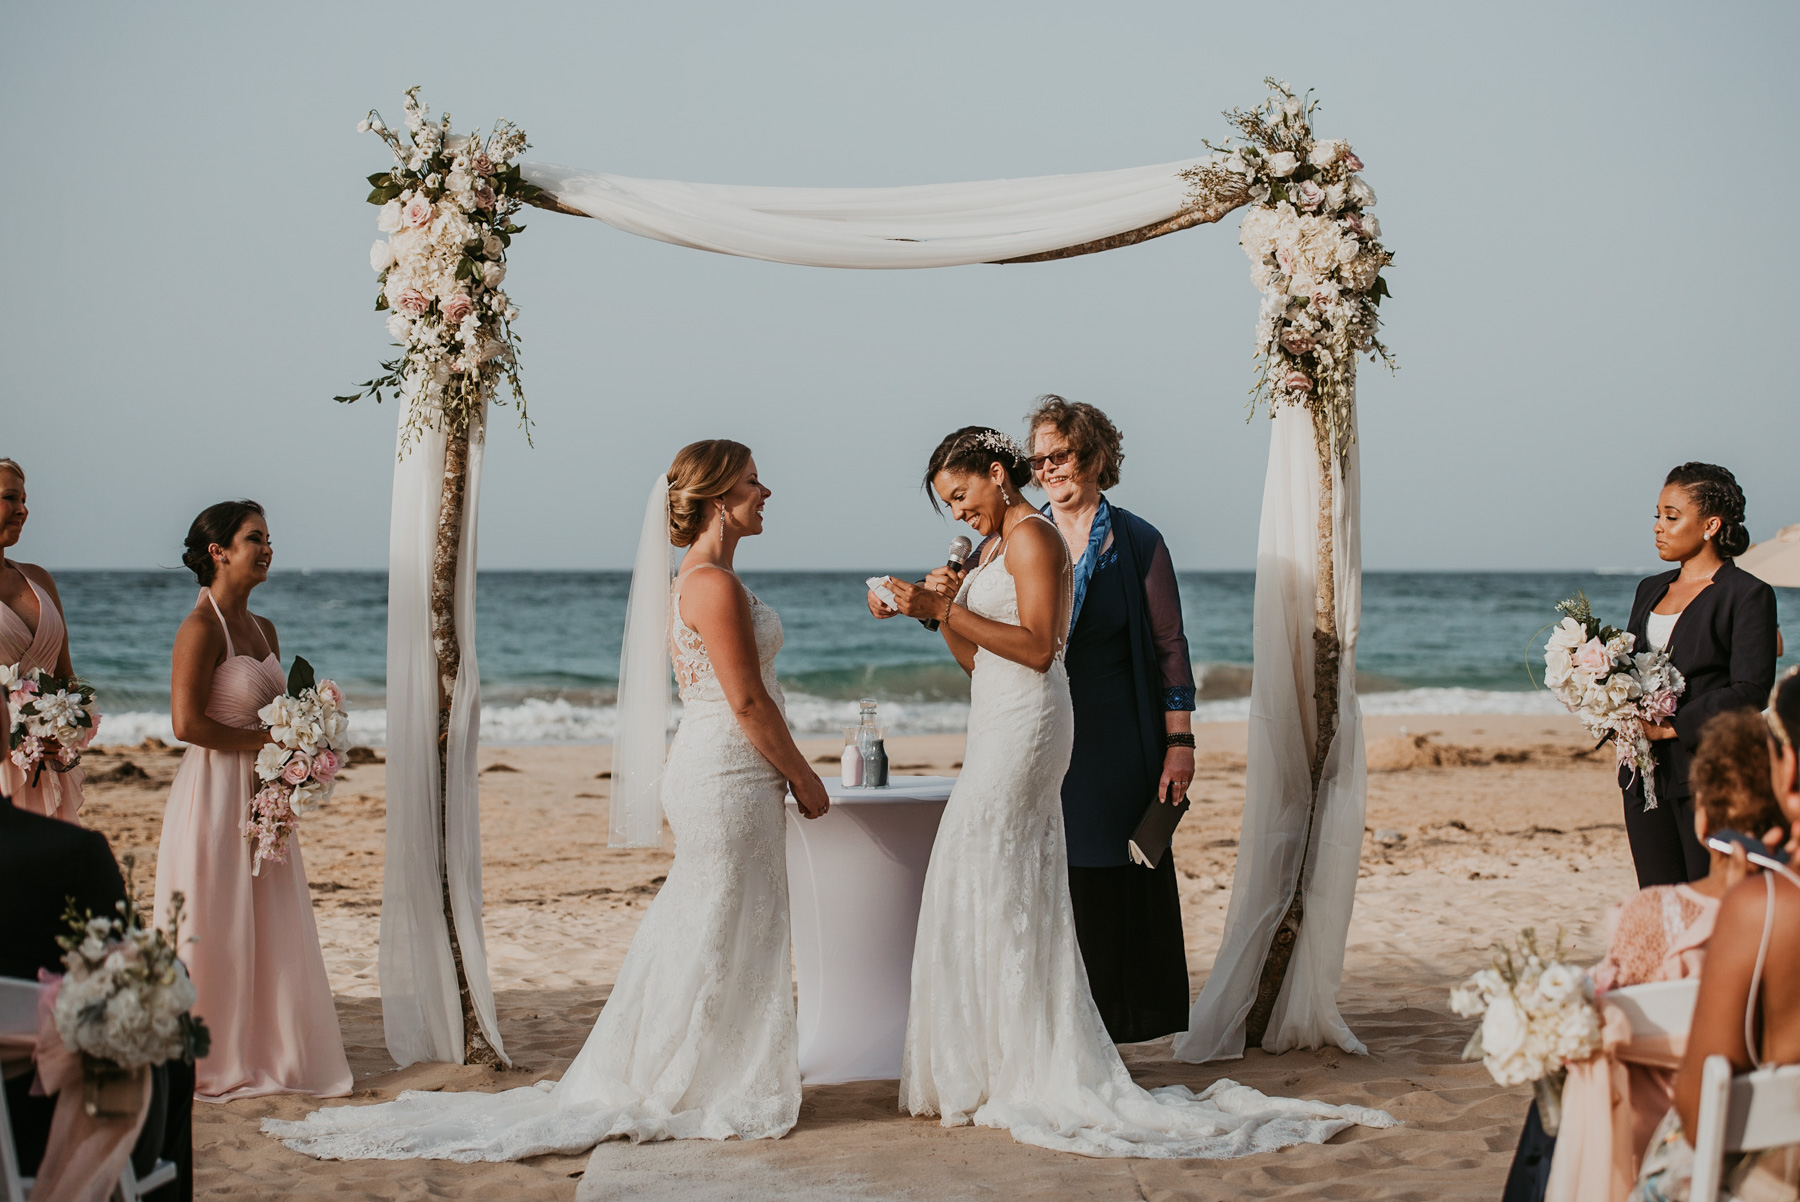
[922, 426, 1031, 513]
[1664, 462, 1751, 558]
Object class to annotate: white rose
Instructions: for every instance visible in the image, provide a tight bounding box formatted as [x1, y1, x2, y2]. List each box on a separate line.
[1535, 963, 1581, 1006]
[445, 171, 472, 193]
[385, 312, 413, 342]
[1307, 140, 1342, 169]
[377, 200, 403, 234]
[1267, 152, 1300, 178]
[255, 742, 290, 781]
[370, 240, 396, 272]
[1347, 175, 1377, 207]
[482, 261, 506, 288]
[1480, 994, 1528, 1064]
[483, 233, 503, 259]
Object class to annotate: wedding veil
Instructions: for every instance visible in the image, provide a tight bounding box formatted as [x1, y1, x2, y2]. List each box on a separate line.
[611, 474, 673, 847]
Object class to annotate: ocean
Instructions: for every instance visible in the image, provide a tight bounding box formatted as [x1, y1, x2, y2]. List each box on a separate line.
[56, 570, 1800, 746]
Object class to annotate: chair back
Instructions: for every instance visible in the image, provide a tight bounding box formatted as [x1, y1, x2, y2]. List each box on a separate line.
[0, 979, 37, 1202]
[1688, 1055, 1800, 1202]
[1606, 979, 1699, 1041]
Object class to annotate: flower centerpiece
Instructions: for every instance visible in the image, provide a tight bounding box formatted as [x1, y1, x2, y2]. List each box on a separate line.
[3, 663, 100, 789]
[338, 87, 540, 449]
[1450, 929, 1603, 1136]
[1543, 590, 1684, 809]
[1186, 79, 1395, 457]
[248, 657, 349, 876]
[54, 856, 210, 1117]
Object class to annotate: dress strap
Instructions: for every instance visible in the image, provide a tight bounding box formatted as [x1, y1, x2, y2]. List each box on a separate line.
[202, 588, 234, 658]
[1745, 870, 1800, 1071]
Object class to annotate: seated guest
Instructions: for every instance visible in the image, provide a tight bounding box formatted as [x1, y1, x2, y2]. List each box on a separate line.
[1, 706, 193, 1200]
[1631, 667, 1800, 1200]
[1538, 709, 1786, 1202]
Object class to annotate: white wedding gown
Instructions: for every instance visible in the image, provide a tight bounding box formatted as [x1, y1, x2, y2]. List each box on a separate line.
[900, 517, 1394, 1157]
[264, 566, 800, 1160]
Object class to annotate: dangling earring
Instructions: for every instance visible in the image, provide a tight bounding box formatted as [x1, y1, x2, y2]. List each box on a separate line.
[717, 501, 726, 539]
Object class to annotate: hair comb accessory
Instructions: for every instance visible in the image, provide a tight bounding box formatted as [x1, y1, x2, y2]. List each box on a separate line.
[970, 429, 1026, 460]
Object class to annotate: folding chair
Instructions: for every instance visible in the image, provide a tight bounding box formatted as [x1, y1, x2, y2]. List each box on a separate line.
[0, 976, 178, 1202]
[1689, 1055, 1800, 1202]
[1606, 978, 1699, 1042]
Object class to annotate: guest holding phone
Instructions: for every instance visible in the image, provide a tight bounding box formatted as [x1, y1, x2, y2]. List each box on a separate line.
[1622, 463, 1778, 887]
[1022, 396, 1196, 1044]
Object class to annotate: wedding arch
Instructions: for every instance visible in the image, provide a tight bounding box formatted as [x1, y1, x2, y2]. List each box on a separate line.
[344, 82, 1393, 1068]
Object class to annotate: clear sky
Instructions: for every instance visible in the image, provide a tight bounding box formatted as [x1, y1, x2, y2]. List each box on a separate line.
[4, 1, 1795, 572]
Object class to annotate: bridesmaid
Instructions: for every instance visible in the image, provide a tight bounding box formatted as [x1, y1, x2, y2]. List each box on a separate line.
[1622, 462, 1778, 887]
[1023, 397, 1196, 1043]
[152, 500, 351, 1101]
[0, 457, 87, 823]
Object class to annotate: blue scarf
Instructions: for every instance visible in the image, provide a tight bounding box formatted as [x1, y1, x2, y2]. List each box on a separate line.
[1042, 496, 1111, 638]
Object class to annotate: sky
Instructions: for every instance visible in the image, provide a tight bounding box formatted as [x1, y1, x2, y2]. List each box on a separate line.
[3, 1, 1796, 572]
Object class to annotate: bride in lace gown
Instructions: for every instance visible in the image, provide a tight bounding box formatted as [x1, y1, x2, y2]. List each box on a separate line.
[873, 427, 1394, 1159]
[266, 440, 829, 1161]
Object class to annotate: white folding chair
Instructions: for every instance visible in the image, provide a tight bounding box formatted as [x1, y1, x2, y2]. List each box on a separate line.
[0, 976, 178, 1202]
[1, 976, 40, 1202]
[1689, 1055, 1800, 1202]
[1607, 978, 1700, 1041]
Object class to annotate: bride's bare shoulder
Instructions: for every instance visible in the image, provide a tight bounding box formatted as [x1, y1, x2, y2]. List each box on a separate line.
[677, 563, 750, 628]
[1007, 514, 1071, 570]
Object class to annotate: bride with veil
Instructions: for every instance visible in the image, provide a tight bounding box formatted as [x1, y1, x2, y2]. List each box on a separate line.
[872, 427, 1394, 1159]
[265, 440, 829, 1161]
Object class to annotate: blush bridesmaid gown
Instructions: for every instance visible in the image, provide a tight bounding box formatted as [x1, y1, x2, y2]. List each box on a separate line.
[153, 589, 351, 1101]
[0, 575, 85, 823]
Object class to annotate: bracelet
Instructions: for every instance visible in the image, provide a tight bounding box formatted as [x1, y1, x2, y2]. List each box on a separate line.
[940, 594, 954, 626]
[1164, 732, 1196, 749]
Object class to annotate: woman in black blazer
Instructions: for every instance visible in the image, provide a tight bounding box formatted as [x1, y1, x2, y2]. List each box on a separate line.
[1622, 462, 1778, 886]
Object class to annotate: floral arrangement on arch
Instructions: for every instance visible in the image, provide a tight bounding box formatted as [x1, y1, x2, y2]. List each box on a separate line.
[340, 87, 540, 448]
[1187, 79, 1394, 456]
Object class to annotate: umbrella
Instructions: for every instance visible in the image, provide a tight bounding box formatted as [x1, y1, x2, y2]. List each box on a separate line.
[1739, 522, 1800, 588]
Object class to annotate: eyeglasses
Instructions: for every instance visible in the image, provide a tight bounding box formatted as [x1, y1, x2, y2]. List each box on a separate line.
[1027, 448, 1077, 473]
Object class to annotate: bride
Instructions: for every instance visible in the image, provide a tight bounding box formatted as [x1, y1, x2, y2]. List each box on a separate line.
[266, 440, 830, 1160]
[873, 427, 1393, 1158]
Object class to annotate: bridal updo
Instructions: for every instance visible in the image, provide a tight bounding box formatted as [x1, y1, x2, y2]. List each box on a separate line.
[667, 440, 752, 548]
[1665, 462, 1751, 558]
[922, 426, 1032, 512]
[182, 499, 265, 586]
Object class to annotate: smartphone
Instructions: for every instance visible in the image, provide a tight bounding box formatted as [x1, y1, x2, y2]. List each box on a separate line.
[1707, 831, 1791, 867]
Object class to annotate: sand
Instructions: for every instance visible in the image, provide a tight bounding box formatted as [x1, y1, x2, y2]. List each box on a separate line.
[74, 712, 1637, 1200]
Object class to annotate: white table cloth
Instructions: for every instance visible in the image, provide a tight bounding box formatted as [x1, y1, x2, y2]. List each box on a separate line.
[784, 774, 956, 1084]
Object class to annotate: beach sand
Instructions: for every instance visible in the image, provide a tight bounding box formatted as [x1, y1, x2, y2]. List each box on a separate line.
[77, 711, 1636, 1200]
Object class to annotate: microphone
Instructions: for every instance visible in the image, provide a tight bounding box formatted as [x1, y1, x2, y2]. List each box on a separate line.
[922, 536, 974, 631]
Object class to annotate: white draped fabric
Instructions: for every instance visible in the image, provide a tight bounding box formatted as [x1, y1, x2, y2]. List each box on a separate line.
[1175, 403, 1367, 1061]
[380, 401, 509, 1067]
[519, 158, 1215, 269]
[382, 152, 1368, 1064]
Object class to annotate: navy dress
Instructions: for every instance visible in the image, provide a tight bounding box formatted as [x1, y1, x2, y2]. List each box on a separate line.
[1059, 504, 1195, 1044]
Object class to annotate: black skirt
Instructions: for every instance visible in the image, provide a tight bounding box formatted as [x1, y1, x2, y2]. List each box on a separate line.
[1067, 854, 1190, 1044]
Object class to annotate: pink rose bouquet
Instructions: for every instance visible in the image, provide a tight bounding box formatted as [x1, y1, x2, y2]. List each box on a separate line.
[4, 664, 100, 790]
[246, 656, 351, 875]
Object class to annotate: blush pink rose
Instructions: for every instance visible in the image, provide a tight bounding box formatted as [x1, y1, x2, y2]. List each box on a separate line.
[1295, 179, 1325, 210]
[440, 293, 474, 323]
[280, 752, 313, 785]
[316, 680, 343, 708]
[1343, 152, 1364, 172]
[471, 153, 494, 176]
[474, 183, 496, 210]
[395, 288, 430, 315]
[1282, 369, 1313, 394]
[312, 748, 341, 783]
[1343, 211, 1365, 235]
[402, 193, 434, 228]
[1574, 638, 1612, 675]
[1642, 689, 1678, 723]
[12, 678, 38, 700]
[1279, 329, 1315, 356]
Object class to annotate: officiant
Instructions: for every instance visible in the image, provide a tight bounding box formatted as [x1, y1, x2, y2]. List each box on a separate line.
[1022, 396, 1196, 1044]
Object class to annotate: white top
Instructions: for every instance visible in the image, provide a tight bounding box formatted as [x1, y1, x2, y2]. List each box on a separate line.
[1645, 610, 1679, 653]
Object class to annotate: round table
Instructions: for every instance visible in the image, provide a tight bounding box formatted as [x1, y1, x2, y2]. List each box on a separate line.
[784, 774, 956, 1084]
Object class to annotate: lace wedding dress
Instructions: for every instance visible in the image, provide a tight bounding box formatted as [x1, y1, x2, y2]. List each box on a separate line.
[900, 515, 1395, 1158]
[264, 565, 800, 1160]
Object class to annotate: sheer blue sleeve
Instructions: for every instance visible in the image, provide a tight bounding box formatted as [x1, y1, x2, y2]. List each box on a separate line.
[1144, 537, 1195, 711]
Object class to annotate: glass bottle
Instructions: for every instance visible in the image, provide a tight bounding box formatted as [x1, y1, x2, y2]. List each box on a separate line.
[855, 698, 888, 788]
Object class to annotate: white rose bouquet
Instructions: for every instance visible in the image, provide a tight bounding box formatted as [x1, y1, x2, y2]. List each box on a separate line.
[4, 663, 100, 788]
[247, 657, 349, 876]
[1450, 928, 1602, 1136]
[1543, 590, 1684, 810]
[340, 86, 539, 450]
[54, 856, 210, 1113]
[1184, 78, 1395, 460]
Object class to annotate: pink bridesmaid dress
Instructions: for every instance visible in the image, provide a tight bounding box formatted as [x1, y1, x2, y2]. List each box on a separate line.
[0, 575, 85, 822]
[152, 589, 351, 1101]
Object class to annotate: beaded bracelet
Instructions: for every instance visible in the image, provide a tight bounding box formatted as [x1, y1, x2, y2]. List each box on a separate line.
[1164, 732, 1196, 749]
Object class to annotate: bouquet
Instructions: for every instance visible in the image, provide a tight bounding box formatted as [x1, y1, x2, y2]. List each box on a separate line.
[1543, 590, 1684, 809]
[1450, 928, 1602, 1136]
[3, 663, 100, 787]
[54, 856, 210, 1115]
[248, 657, 349, 876]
